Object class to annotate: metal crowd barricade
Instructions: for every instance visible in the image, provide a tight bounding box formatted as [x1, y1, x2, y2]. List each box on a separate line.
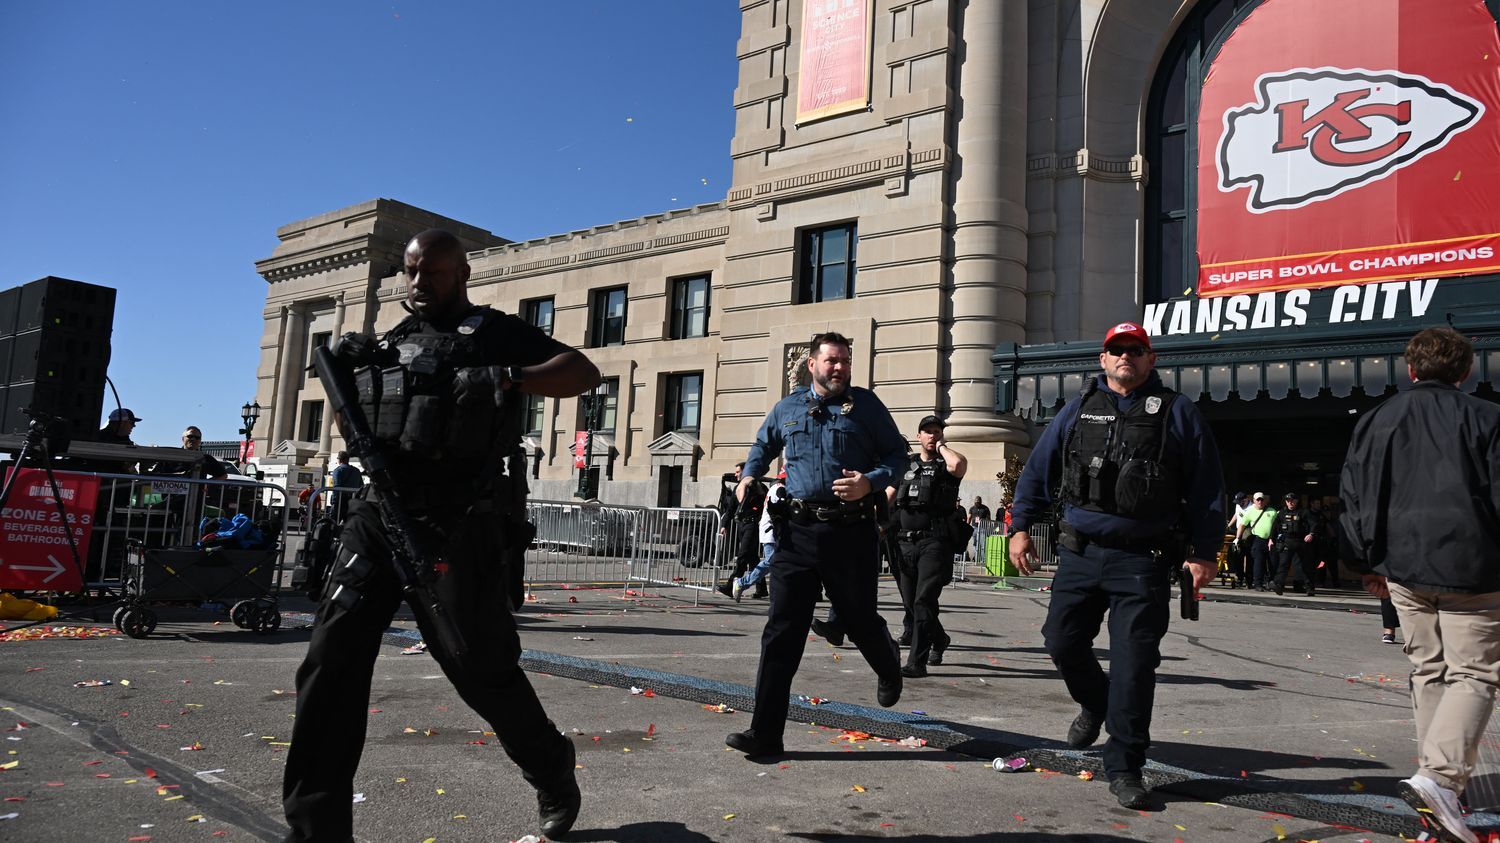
[967, 518, 1058, 584]
[84, 473, 291, 636]
[622, 506, 723, 597]
[524, 500, 726, 604]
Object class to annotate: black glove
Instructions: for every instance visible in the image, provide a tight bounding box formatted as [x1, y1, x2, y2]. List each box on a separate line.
[453, 365, 509, 408]
[331, 332, 384, 364]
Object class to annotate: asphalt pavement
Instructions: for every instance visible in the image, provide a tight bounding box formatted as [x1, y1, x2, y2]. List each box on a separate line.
[0, 568, 1488, 843]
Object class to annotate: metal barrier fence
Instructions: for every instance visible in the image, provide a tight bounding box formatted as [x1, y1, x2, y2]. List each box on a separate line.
[968, 518, 1058, 577]
[292, 486, 361, 533]
[524, 500, 726, 603]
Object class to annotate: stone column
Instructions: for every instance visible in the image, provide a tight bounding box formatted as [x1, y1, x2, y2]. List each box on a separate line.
[942, 0, 1030, 446]
[273, 304, 302, 445]
[317, 295, 345, 459]
[262, 305, 293, 454]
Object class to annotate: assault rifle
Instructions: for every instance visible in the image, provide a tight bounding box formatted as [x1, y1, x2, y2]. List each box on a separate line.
[313, 344, 468, 659]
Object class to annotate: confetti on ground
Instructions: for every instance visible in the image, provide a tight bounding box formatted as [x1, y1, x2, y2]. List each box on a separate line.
[180, 742, 204, 751]
[401, 643, 427, 655]
[74, 680, 112, 688]
[703, 704, 735, 714]
[1077, 770, 1094, 781]
[2, 625, 119, 641]
[722, 813, 735, 820]
[851, 785, 866, 793]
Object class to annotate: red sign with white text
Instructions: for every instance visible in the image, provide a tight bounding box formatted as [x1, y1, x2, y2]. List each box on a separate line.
[796, 0, 872, 124]
[573, 432, 589, 470]
[0, 469, 100, 591]
[1197, 0, 1500, 296]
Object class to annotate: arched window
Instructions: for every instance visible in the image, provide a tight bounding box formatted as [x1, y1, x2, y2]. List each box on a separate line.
[1143, 0, 1266, 304]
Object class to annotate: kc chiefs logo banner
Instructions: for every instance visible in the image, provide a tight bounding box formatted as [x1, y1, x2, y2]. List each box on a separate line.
[1197, 0, 1500, 296]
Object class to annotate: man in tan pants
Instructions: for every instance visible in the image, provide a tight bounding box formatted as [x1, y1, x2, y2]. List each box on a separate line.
[1340, 327, 1500, 843]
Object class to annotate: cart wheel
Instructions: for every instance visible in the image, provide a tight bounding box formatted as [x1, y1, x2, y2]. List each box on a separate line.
[120, 608, 157, 639]
[112, 605, 129, 632]
[230, 601, 254, 629]
[251, 606, 281, 635]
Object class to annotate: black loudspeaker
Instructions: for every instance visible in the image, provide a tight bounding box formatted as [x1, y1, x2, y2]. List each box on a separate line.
[0, 277, 115, 437]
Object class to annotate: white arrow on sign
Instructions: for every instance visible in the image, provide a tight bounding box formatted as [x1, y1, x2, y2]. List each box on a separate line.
[6, 554, 66, 584]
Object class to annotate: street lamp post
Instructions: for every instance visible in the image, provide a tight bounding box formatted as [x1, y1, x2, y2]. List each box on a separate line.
[240, 400, 262, 468]
[575, 383, 608, 500]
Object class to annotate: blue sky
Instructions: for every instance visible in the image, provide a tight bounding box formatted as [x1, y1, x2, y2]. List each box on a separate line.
[0, 1, 740, 445]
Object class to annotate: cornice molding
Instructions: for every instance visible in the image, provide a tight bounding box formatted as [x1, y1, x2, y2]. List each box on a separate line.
[257, 247, 373, 283]
[466, 224, 731, 285]
[727, 145, 946, 211]
[1028, 150, 1147, 184]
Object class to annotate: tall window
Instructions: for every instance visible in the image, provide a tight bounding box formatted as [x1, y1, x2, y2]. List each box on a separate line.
[301, 400, 324, 442]
[308, 331, 332, 378]
[670, 275, 711, 339]
[525, 393, 545, 435]
[589, 287, 627, 348]
[523, 297, 554, 336]
[797, 223, 857, 303]
[592, 378, 619, 434]
[664, 372, 702, 433]
[1144, 0, 1260, 304]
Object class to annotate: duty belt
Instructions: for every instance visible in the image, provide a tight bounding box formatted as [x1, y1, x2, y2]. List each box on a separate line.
[898, 529, 934, 542]
[1058, 519, 1164, 555]
[787, 496, 875, 526]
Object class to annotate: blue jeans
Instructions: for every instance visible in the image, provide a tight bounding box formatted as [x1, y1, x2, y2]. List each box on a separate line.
[738, 543, 775, 589]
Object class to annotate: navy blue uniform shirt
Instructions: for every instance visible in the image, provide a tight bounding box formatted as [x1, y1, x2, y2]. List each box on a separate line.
[744, 385, 907, 503]
[1010, 371, 1225, 559]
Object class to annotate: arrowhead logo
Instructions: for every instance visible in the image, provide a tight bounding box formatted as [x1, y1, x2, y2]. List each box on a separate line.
[1218, 67, 1483, 213]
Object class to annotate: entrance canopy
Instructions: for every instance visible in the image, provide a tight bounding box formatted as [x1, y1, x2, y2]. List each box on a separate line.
[996, 277, 1500, 424]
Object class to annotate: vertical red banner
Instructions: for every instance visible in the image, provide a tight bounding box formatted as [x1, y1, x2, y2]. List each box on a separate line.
[0, 468, 100, 591]
[573, 431, 589, 470]
[796, 0, 872, 124]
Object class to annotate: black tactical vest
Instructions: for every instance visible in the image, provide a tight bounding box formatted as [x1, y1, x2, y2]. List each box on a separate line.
[895, 453, 962, 531]
[357, 306, 525, 491]
[1275, 509, 1309, 546]
[1059, 379, 1181, 520]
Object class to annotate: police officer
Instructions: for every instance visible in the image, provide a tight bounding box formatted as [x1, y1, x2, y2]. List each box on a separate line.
[726, 331, 908, 758]
[1009, 322, 1223, 809]
[281, 230, 601, 842]
[1270, 492, 1316, 596]
[890, 414, 967, 677]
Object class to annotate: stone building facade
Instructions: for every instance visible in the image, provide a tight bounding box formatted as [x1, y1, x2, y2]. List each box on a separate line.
[253, 0, 1500, 505]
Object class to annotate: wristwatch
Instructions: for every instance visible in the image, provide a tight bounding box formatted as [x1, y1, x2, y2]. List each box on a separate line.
[505, 365, 525, 388]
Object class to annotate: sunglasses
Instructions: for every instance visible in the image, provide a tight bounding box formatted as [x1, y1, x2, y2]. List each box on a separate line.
[1105, 345, 1150, 358]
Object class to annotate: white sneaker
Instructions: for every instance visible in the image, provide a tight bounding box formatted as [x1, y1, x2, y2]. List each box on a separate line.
[730, 578, 744, 603]
[1399, 775, 1478, 843]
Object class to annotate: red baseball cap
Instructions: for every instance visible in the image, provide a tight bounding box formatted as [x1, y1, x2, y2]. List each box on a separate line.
[1103, 322, 1152, 350]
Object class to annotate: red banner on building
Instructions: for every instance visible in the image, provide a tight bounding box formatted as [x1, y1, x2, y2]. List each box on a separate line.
[240, 438, 256, 462]
[0, 469, 100, 592]
[796, 0, 872, 124]
[1197, 0, 1500, 297]
[573, 431, 589, 470]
